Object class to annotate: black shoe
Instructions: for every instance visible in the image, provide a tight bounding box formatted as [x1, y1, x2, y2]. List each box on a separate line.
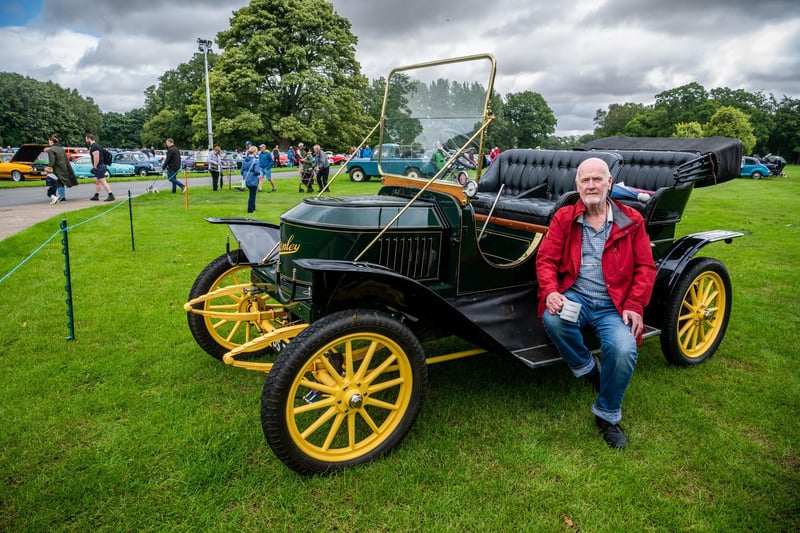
[595, 416, 628, 449]
[585, 356, 600, 393]
[89, 193, 99, 201]
[104, 193, 115, 202]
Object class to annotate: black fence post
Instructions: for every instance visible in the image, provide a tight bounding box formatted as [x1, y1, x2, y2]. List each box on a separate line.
[60, 219, 75, 340]
[128, 190, 135, 251]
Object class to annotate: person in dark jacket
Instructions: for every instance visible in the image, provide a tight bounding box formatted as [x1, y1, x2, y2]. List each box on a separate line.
[45, 133, 79, 204]
[162, 138, 184, 193]
[536, 157, 656, 449]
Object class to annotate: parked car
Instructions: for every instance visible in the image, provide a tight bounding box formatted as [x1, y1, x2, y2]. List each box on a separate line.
[221, 151, 242, 170]
[760, 153, 787, 176]
[0, 144, 48, 181]
[184, 55, 744, 474]
[111, 151, 162, 177]
[182, 150, 210, 172]
[740, 156, 771, 179]
[328, 152, 347, 165]
[70, 156, 135, 178]
[64, 147, 89, 161]
[345, 142, 437, 182]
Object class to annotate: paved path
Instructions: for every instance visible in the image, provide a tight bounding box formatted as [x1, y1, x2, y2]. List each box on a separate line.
[0, 177, 216, 241]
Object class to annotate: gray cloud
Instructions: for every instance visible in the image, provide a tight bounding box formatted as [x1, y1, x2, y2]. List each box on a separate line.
[2, 0, 797, 136]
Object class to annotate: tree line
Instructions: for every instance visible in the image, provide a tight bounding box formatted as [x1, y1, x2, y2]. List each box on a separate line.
[0, 0, 797, 162]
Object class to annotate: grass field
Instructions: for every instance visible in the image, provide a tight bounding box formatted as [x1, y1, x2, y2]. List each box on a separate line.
[1, 167, 798, 531]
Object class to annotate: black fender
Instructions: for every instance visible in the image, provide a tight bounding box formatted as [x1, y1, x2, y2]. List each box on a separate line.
[647, 229, 743, 325]
[206, 217, 280, 264]
[294, 258, 515, 358]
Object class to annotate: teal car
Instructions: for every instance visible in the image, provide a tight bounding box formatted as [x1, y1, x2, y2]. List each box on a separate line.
[71, 155, 135, 178]
[740, 156, 771, 179]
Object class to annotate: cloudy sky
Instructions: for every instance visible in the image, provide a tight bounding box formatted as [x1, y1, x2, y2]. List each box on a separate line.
[1, 0, 798, 136]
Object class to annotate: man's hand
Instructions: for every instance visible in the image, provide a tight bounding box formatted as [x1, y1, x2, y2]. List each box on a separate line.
[622, 309, 644, 337]
[545, 292, 565, 315]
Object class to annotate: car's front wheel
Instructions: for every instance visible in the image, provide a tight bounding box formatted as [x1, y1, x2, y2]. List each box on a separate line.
[349, 167, 369, 182]
[261, 309, 427, 474]
[11, 170, 23, 182]
[750, 171, 763, 180]
[186, 250, 288, 360]
[660, 257, 732, 367]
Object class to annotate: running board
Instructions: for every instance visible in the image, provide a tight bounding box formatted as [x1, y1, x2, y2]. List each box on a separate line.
[512, 325, 661, 370]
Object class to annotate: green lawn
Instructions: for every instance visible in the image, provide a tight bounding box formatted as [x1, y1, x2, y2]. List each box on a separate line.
[1, 168, 798, 531]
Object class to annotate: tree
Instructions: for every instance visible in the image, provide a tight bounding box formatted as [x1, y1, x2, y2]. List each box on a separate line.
[499, 91, 556, 148]
[768, 96, 800, 163]
[593, 102, 646, 138]
[710, 87, 773, 154]
[0, 73, 101, 147]
[654, 82, 716, 129]
[209, 0, 370, 151]
[704, 106, 756, 154]
[102, 108, 148, 148]
[142, 52, 216, 148]
[672, 122, 704, 138]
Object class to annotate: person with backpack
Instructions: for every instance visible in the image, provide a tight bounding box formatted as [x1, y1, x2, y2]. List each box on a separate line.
[85, 133, 115, 201]
[162, 138, 185, 193]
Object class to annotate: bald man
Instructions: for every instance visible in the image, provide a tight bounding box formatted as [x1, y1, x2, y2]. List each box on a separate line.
[536, 158, 656, 448]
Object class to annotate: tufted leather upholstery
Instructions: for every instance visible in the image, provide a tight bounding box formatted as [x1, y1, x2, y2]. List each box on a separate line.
[612, 150, 697, 191]
[472, 149, 623, 225]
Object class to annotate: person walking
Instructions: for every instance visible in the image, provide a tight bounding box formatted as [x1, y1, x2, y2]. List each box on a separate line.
[209, 145, 223, 191]
[242, 146, 260, 213]
[298, 146, 314, 193]
[258, 143, 276, 192]
[44, 133, 78, 204]
[85, 133, 114, 201]
[536, 157, 656, 449]
[313, 144, 330, 192]
[162, 138, 185, 193]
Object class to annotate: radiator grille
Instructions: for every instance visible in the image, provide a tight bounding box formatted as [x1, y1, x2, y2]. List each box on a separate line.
[376, 234, 440, 280]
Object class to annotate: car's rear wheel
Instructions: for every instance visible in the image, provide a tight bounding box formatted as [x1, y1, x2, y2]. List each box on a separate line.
[750, 171, 762, 180]
[11, 170, 23, 182]
[660, 257, 732, 367]
[349, 167, 369, 182]
[262, 309, 427, 474]
[138, 167, 148, 177]
[404, 167, 422, 179]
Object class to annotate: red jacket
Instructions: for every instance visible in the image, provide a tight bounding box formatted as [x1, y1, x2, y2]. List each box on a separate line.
[536, 199, 656, 339]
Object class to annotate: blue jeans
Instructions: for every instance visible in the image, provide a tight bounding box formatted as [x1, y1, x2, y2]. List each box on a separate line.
[542, 289, 638, 424]
[247, 185, 258, 213]
[167, 169, 184, 193]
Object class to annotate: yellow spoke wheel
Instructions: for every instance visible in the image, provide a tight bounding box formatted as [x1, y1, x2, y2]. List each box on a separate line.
[661, 257, 732, 366]
[261, 309, 427, 474]
[187, 250, 286, 360]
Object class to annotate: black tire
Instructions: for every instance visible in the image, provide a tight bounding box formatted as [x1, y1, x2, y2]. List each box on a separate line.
[660, 257, 732, 367]
[404, 167, 422, 179]
[138, 167, 148, 177]
[349, 167, 369, 182]
[187, 250, 286, 361]
[262, 309, 427, 474]
[11, 170, 23, 182]
[751, 171, 762, 180]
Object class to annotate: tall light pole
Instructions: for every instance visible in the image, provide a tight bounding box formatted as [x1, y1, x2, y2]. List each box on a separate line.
[197, 38, 214, 150]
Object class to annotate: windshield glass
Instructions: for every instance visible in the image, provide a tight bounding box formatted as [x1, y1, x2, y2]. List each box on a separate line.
[380, 55, 495, 179]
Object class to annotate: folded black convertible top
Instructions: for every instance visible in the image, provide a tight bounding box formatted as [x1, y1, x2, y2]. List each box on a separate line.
[578, 136, 743, 186]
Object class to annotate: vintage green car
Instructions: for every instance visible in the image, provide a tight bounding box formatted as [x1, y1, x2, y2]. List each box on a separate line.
[185, 55, 743, 474]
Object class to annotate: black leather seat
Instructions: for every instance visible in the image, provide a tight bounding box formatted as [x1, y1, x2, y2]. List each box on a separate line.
[472, 149, 623, 225]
